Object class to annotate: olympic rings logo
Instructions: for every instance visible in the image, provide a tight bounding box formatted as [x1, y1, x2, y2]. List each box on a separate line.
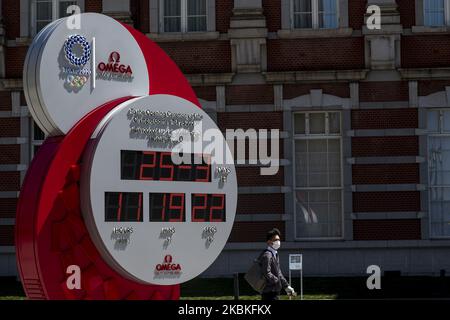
[64, 35, 91, 67]
[66, 74, 88, 88]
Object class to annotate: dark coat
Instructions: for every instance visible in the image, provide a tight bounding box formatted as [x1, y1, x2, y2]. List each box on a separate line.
[260, 250, 289, 293]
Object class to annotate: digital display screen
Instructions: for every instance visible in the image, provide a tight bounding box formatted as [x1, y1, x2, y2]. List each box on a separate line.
[192, 194, 226, 222]
[104, 193, 226, 222]
[121, 150, 210, 182]
[105, 192, 143, 222]
[149, 193, 185, 222]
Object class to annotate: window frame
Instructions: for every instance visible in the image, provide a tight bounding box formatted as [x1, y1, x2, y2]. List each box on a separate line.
[290, 0, 340, 30]
[30, 0, 83, 36]
[159, 0, 208, 33]
[427, 108, 450, 239]
[292, 111, 344, 241]
[422, 0, 450, 27]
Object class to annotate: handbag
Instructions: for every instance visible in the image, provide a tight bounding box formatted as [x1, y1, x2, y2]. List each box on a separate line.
[244, 249, 270, 294]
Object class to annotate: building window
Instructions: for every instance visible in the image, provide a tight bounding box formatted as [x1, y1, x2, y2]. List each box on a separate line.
[423, 0, 450, 26]
[428, 109, 450, 238]
[32, 0, 80, 35]
[161, 0, 207, 33]
[293, 112, 343, 239]
[292, 0, 338, 29]
[31, 121, 46, 157]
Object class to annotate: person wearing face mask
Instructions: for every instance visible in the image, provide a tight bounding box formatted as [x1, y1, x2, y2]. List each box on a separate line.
[260, 228, 296, 300]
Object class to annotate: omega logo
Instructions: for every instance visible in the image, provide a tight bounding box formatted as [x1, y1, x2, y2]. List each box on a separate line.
[97, 51, 133, 76]
[155, 255, 182, 273]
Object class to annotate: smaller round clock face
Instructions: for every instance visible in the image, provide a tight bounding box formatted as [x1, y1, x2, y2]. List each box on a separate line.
[81, 95, 237, 285]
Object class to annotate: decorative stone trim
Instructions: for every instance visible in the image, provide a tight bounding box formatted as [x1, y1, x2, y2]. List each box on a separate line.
[264, 70, 369, 83]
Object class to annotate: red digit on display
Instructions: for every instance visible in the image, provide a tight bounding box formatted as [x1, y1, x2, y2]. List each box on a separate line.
[139, 151, 156, 180]
[210, 194, 225, 222]
[160, 193, 167, 221]
[192, 194, 207, 222]
[117, 192, 123, 222]
[195, 154, 210, 182]
[160, 152, 174, 181]
[169, 193, 184, 222]
[178, 164, 192, 181]
[136, 193, 142, 221]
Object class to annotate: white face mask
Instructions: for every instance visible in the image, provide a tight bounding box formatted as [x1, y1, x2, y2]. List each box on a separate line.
[271, 240, 281, 250]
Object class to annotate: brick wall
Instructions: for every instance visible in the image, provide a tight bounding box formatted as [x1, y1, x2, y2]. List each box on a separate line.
[353, 191, 421, 212]
[353, 219, 421, 240]
[0, 199, 18, 219]
[193, 86, 216, 101]
[0, 172, 21, 192]
[5, 47, 28, 79]
[263, 0, 281, 32]
[359, 81, 409, 102]
[397, 0, 415, 28]
[267, 38, 365, 72]
[352, 136, 418, 157]
[158, 41, 232, 74]
[351, 109, 418, 129]
[2, 0, 20, 40]
[0, 145, 20, 165]
[229, 221, 285, 242]
[348, 0, 367, 30]
[237, 194, 284, 215]
[236, 167, 284, 186]
[85, 0, 102, 12]
[402, 36, 450, 68]
[225, 85, 274, 105]
[216, 0, 234, 33]
[0, 225, 15, 246]
[284, 83, 350, 99]
[225, 139, 284, 163]
[419, 80, 450, 96]
[0, 91, 12, 111]
[218, 112, 283, 130]
[131, 0, 150, 33]
[0, 118, 21, 137]
[352, 164, 420, 185]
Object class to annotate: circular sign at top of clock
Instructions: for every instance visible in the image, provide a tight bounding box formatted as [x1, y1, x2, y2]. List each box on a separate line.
[23, 13, 150, 136]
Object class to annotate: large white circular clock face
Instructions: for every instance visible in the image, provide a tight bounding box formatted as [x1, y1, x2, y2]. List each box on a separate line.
[81, 95, 237, 285]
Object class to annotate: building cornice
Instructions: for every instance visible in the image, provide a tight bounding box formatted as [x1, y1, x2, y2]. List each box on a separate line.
[0, 79, 23, 90]
[264, 69, 369, 83]
[399, 68, 450, 80]
[185, 73, 234, 86]
[277, 27, 353, 39]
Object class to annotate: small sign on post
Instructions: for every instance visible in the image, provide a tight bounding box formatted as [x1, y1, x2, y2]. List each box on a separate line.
[288, 254, 303, 300]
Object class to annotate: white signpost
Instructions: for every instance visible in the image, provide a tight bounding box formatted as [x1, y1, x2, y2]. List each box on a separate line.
[289, 254, 303, 300]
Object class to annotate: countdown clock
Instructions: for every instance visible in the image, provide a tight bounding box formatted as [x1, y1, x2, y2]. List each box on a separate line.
[81, 95, 237, 285]
[16, 13, 237, 300]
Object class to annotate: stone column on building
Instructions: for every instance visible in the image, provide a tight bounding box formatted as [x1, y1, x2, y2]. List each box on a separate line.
[229, 0, 267, 73]
[364, 0, 402, 70]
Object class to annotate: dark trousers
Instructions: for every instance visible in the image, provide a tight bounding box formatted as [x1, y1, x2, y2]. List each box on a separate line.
[261, 291, 280, 301]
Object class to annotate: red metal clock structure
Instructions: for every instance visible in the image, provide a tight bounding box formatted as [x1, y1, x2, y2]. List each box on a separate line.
[15, 15, 201, 300]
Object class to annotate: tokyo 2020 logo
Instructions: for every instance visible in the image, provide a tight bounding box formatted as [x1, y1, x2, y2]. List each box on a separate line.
[64, 34, 91, 66]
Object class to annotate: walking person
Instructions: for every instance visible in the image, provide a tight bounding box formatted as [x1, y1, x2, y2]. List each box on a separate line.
[260, 228, 296, 300]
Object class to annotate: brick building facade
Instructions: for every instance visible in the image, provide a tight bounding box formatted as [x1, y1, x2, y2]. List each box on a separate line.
[1, 0, 450, 277]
